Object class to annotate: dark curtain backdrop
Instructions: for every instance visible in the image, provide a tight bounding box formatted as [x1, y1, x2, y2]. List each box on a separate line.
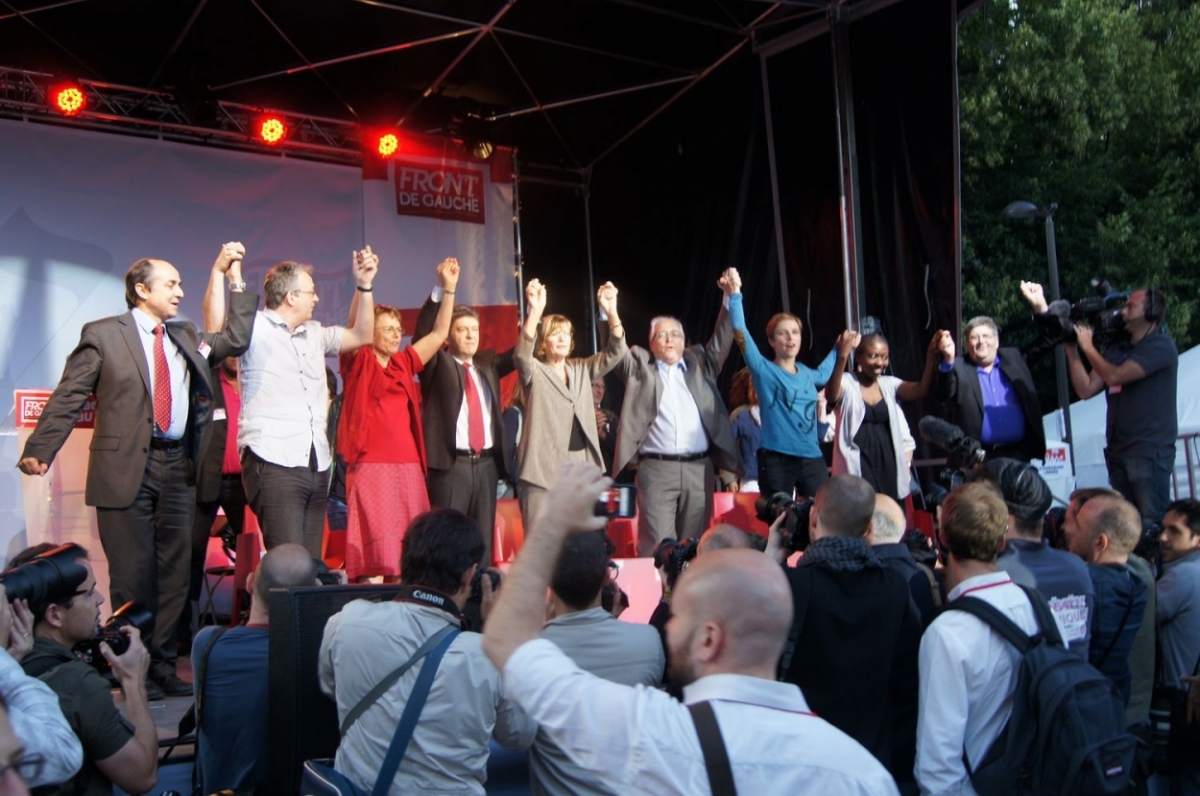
[517, 0, 958, 432]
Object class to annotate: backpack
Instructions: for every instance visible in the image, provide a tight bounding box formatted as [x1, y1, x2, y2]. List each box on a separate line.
[946, 584, 1137, 795]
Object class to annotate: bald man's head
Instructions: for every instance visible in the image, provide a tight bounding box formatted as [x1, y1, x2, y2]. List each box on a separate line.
[667, 549, 792, 686]
[870, 494, 908, 545]
[698, 524, 764, 555]
[252, 543, 319, 603]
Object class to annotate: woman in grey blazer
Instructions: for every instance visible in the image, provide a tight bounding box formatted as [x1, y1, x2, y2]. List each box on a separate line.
[515, 278, 628, 526]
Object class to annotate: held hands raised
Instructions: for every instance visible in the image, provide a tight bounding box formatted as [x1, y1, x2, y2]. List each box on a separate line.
[836, 329, 861, 358]
[436, 257, 461, 292]
[213, 242, 245, 274]
[928, 329, 954, 362]
[718, 267, 742, 295]
[1020, 280, 1049, 313]
[939, 330, 956, 364]
[526, 278, 547, 314]
[596, 281, 619, 317]
[352, 245, 379, 288]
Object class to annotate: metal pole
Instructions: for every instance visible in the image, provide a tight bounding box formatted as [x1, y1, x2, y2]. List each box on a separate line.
[513, 151, 525, 325]
[830, 20, 865, 330]
[759, 53, 791, 312]
[1044, 213, 1074, 470]
[583, 169, 599, 353]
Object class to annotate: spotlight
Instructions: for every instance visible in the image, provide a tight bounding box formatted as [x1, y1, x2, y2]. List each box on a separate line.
[377, 133, 399, 158]
[51, 84, 86, 116]
[258, 115, 287, 145]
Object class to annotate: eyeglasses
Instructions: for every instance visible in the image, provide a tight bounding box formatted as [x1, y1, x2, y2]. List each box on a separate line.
[0, 752, 44, 782]
[375, 326, 402, 335]
[652, 330, 684, 341]
[290, 289, 318, 298]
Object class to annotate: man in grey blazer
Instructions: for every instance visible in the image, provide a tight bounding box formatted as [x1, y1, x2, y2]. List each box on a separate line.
[610, 268, 744, 556]
[19, 244, 256, 696]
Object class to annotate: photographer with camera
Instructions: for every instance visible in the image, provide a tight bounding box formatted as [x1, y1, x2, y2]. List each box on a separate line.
[763, 475, 921, 791]
[1059, 285, 1178, 525]
[9, 545, 158, 796]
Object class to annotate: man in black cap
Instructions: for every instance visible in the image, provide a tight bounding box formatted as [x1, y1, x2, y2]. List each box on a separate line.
[971, 458, 1095, 658]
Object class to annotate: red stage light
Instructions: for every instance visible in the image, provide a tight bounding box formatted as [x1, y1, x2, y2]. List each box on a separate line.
[51, 84, 85, 116]
[258, 116, 286, 145]
[377, 133, 399, 158]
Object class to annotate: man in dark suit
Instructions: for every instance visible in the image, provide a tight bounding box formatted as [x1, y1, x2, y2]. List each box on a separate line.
[19, 243, 256, 696]
[414, 280, 515, 566]
[934, 315, 1045, 462]
[610, 268, 743, 556]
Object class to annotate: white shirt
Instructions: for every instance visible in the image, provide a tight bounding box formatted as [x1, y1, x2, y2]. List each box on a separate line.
[452, 356, 496, 451]
[0, 648, 83, 787]
[131, 307, 190, 439]
[237, 309, 342, 469]
[640, 360, 708, 456]
[505, 638, 899, 796]
[319, 600, 535, 796]
[916, 571, 1055, 795]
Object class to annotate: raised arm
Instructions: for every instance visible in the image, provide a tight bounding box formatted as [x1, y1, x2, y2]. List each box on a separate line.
[410, 259, 460, 365]
[339, 246, 378, 353]
[202, 242, 245, 333]
[515, 279, 547, 385]
[702, 268, 739, 375]
[823, 330, 861, 407]
[1020, 280, 1050, 314]
[1064, 339, 1105, 399]
[483, 462, 610, 669]
[581, 282, 628, 380]
[897, 330, 951, 402]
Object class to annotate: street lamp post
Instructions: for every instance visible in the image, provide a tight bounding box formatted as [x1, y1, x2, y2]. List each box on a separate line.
[1002, 200, 1074, 471]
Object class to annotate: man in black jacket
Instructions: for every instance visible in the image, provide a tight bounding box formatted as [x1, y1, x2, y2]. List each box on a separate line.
[766, 474, 922, 790]
[935, 316, 1044, 462]
[413, 283, 515, 566]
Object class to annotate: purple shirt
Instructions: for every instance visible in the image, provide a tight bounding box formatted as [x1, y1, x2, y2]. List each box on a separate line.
[976, 354, 1025, 445]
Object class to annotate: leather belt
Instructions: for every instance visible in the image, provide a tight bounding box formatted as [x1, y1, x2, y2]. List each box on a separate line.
[640, 451, 707, 463]
[150, 437, 184, 451]
[455, 447, 494, 459]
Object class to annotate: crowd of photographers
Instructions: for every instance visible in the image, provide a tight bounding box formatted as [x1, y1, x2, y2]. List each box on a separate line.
[1, 254, 1196, 795]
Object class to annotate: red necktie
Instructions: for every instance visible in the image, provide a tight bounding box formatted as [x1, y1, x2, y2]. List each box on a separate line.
[462, 363, 485, 453]
[153, 325, 172, 433]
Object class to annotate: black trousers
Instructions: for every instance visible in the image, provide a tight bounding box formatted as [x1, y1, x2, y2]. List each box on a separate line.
[186, 474, 248, 624]
[757, 448, 829, 499]
[241, 447, 328, 558]
[427, 454, 498, 566]
[95, 447, 192, 679]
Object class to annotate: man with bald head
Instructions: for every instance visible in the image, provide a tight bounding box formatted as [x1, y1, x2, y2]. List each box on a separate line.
[191, 543, 319, 793]
[608, 269, 744, 556]
[697, 523, 762, 555]
[485, 463, 897, 795]
[18, 244, 256, 697]
[869, 494, 940, 628]
[767, 475, 921, 789]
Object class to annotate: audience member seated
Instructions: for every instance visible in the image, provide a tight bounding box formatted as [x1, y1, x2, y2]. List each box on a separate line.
[1062, 493, 1147, 709]
[1155, 498, 1200, 793]
[483, 462, 899, 795]
[916, 482, 1063, 794]
[530, 531, 664, 795]
[765, 475, 921, 790]
[0, 587, 81, 789]
[191, 543, 319, 794]
[14, 545, 158, 796]
[978, 458, 1094, 656]
[868, 495, 940, 629]
[319, 509, 536, 795]
[697, 523, 764, 555]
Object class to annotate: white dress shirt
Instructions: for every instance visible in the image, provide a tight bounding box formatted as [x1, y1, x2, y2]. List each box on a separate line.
[451, 356, 495, 451]
[916, 571, 1065, 795]
[640, 360, 707, 456]
[505, 638, 899, 796]
[237, 309, 342, 470]
[0, 648, 83, 787]
[131, 307, 190, 439]
[320, 600, 535, 796]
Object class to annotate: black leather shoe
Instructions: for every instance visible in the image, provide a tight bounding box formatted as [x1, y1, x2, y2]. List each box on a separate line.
[152, 673, 193, 697]
[143, 678, 165, 701]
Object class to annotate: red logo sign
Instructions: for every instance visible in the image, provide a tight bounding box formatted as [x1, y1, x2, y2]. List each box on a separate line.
[395, 161, 486, 224]
[1045, 447, 1066, 463]
[14, 389, 96, 429]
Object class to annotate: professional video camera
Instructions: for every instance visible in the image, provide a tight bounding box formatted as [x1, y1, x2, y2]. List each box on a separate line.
[0, 543, 89, 607]
[72, 601, 154, 673]
[755, 493, 815, 553]
[1033, 277, 1129, 345]
[918, 416, 986, 489]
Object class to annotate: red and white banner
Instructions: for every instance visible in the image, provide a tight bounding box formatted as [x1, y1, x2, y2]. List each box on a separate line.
[395, 160, 487, 225]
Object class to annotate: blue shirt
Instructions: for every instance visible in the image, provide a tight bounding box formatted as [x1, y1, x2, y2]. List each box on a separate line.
[729, 294, 835, 459]
[977, 355, 1025, 445]
[997, 538, 1094, 658]
[192, 626, 270, 793]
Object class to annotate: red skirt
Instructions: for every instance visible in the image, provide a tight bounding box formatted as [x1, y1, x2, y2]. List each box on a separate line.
[345, 462, 429, 578]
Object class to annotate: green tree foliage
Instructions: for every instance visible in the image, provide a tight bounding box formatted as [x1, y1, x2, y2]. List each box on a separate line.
[959, 0, 1200, 403]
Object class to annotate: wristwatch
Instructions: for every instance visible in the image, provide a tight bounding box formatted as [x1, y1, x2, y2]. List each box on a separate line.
[229, 280, 247, 292]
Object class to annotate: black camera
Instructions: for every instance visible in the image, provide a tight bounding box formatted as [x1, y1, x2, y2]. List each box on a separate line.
[652, 537, 698, 592]
[1033, 277, 1128, 345]
[0, 543, 89, 608]
[73, 601, 154, 671]
[469, 567, 501, 601]
[755, 492, 815, 553]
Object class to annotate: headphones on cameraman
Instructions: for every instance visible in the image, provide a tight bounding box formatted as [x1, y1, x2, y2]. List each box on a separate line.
[1144, 286, 1165, 324]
